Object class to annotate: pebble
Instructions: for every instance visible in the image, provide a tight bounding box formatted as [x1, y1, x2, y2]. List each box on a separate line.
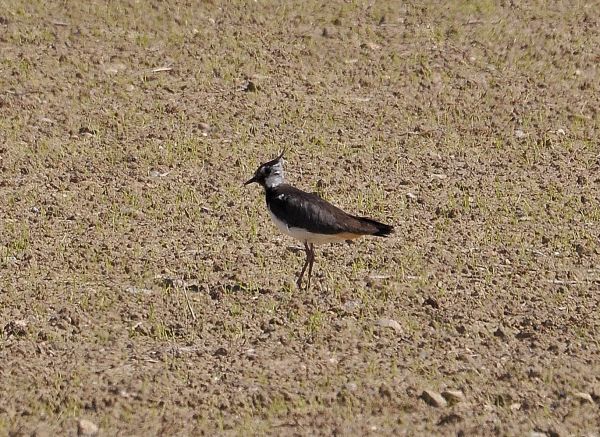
[77, 419, 98, 436]
[149, 169, 170, 178]
[213, 347, 228, 357]
[441, 389, 465, 404]
[342, 300, 361, 313]
[361, 41, 381, 50]
[368, 274, 390, 280]
[421, 390, 447, 408]
[345, 382, 358, 392]
[102, 63, 126, 74]
[132, 322, 149, 335]
[375, 318, 402, 333]
[573, 392, 593, 403]
[430, 173, 447, 180]
[126, 286, 153, 295]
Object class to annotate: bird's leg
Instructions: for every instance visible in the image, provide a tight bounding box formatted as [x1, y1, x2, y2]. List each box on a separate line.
[296, 242, 311, 289]
[306, 243, 315, 290]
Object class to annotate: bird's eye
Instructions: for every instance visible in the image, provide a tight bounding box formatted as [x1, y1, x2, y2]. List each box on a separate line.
[264, 167, 271, 175]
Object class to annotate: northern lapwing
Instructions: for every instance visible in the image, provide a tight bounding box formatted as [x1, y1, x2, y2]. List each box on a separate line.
[244, 151, 393, 289]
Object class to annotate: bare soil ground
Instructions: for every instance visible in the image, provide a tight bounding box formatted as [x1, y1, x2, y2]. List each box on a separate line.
[1, 1, 599, 435]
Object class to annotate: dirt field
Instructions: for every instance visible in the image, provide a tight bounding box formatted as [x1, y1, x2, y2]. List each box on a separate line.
[1, 1, 599, 435]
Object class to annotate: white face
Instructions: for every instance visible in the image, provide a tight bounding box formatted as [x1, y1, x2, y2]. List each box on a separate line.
[261, 159, 285, 188]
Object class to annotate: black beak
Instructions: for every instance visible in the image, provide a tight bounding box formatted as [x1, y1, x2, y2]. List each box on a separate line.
[244, 176, 257, 186]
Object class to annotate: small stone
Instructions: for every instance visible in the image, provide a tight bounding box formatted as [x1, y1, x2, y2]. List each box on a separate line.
[573, 392, 593, 403]
[430, 173, 447, 180]
[529, 432, 548, 437]
[345, 382, 358, 392]
[132, 322, 149, 335]
[126, 286, 153, 295]
[77, 419, 98, 436]
[441, 389, 465, 404]
[342, 300, 361, 313]
[78, 126, 96, 137]
[361, 41, 381, 50]
[102, 63, 126, 74]
[421, 390, 447, 408]
[515, 129, 526, 139]
[406, 192, 417, 200]
[368, 274, 390, 281]
[213, 347, 228, 357]
[149, 169, 170, 178]
[375, 318, 402, 333]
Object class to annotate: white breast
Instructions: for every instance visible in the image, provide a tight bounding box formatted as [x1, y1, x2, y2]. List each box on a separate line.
[268, 208, 342, 245]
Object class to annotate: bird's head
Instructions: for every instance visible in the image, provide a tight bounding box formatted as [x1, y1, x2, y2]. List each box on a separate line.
[244, 150, 285, 189]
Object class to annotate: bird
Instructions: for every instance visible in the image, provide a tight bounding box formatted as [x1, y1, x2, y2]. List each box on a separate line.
[244, 151, 393, 289]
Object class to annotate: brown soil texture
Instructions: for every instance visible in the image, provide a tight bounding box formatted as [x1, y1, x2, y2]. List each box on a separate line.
[1, 1, 599, 435]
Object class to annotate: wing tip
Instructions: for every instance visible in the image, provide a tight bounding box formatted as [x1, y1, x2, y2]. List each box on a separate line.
[373, 223, 394, 237]
[352, 215, 394, 237]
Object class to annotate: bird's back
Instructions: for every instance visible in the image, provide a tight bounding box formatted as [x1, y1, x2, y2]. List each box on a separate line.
[266, 184, 393, 237]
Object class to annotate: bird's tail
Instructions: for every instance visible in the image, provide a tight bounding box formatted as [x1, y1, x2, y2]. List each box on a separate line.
[352, 215, 394, 237]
